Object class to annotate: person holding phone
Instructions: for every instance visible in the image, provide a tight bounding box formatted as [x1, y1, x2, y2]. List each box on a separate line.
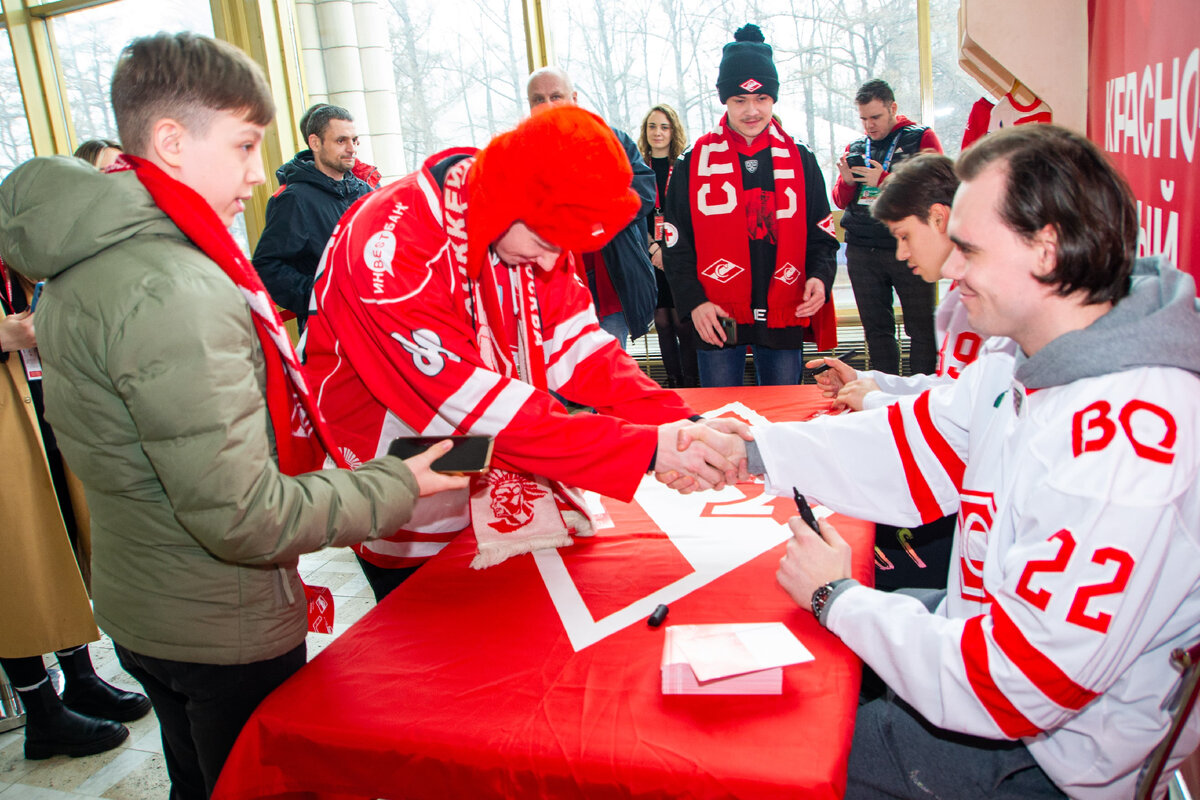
[304, 104, 746, 599]
[662, 24, 839, 387]
[833, 78, 943, 378]
[0, 34, 467, 794]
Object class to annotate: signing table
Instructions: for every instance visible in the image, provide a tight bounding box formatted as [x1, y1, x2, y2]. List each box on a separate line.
[213, 386, 874, 800]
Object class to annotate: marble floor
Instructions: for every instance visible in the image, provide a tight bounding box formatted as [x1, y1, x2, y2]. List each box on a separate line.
[0, 546, 374, 799]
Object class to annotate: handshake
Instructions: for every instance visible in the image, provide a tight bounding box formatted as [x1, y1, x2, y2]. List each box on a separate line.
[652, 418, 755, 493]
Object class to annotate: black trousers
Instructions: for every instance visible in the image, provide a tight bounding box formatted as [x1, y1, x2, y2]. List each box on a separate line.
[846, 243, 938, 376]
[115, 642, 305, 800]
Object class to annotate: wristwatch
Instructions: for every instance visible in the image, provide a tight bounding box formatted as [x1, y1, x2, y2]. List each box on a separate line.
[811, 578, 853, 621]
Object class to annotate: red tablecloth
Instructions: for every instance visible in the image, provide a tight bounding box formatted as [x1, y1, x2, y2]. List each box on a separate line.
[213, 386, 874, 800]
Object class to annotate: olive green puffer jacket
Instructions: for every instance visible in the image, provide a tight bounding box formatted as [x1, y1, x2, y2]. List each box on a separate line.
[0, 156, 418, 664]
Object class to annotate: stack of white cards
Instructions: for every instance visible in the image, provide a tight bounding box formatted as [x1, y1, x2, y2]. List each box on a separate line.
[661, 622, 814, 695]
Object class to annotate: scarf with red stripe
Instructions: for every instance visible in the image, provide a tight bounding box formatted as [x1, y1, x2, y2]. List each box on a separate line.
[111, 154, 341, 629]
[690, 116, 818, 330]
[443, 156, 594, 569]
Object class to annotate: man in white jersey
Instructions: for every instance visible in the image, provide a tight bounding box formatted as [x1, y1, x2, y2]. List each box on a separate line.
[810, 153, 1018, 590]
[809, 153, 1015, 412]
[684, 124, 1200, 798]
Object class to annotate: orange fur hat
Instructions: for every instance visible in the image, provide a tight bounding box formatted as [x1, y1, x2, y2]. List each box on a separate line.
[466, 105, 639, 274]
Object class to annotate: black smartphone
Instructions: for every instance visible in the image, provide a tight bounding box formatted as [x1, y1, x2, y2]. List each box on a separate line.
[387, 435, 494, 474]
[845, 153, 867, 169]
[30, 281, 44, 311]
[719, 316, 737, 344]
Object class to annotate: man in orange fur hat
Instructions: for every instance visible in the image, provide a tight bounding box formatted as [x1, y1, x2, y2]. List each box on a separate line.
[304, 105, 746, 599]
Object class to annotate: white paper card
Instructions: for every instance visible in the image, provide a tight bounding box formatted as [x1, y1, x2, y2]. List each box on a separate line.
[673, 622, 814, 683]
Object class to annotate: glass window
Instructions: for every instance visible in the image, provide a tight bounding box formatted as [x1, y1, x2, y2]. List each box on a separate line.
[0, 29, 35, 180]
[52, 0, 214, 146]
[543, 1, 924, 179]
[50, 1, 242, 249]
[383, 0, 528, 167]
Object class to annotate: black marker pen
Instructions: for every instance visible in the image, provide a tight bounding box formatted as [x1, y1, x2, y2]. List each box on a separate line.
[810, 349, 860, 376]
[793, 488, 821, 534]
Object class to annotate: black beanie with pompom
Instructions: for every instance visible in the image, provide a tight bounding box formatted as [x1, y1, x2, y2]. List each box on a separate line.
[716, 23, 779, 102]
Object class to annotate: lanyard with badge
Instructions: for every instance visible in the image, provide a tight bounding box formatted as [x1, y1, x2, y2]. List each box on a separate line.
[0, 259, 43, 382]
[856, 132, 901, 207]
[653, 163, 674, 241]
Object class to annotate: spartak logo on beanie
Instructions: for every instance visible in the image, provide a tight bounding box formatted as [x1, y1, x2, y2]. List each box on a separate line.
[740, 78, 762, 93]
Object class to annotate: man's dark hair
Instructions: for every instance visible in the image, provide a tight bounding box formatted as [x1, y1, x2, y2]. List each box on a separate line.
[855, 79, 895, 106]
[957, 124, 1135, 304]
[111, 32, 274, 157]
[872, 153, 958, 224]
[297, 103, 328, 141]
[73, 138, 122, 166]
[305, 105, 353, 144]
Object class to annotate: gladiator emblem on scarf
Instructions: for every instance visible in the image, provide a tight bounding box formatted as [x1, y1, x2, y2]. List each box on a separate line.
[487, 469, 548, 533]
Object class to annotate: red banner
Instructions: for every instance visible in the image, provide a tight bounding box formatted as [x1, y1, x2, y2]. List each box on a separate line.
[1088, 0, 1200, 292]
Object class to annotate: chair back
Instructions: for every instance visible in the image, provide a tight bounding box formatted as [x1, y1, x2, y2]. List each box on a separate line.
[1136, 638, 1200, 800]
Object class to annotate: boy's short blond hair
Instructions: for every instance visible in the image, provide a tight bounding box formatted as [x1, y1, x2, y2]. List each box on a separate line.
[111, 32, 274, 157]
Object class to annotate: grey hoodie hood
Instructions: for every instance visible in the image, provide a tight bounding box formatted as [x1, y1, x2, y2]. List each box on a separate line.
[0, 155, 179, 282]
[1016, 256, 1200, 389]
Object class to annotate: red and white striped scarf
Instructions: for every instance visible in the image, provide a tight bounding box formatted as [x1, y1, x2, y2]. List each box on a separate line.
[444, 157, 593, 569]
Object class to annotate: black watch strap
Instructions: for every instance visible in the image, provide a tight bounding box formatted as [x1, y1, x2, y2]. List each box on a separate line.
[811, 578, 854, 622]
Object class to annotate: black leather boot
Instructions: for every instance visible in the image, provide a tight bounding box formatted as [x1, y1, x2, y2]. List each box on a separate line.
[61, 675, 152, 723]
[18, 680, 129, 759]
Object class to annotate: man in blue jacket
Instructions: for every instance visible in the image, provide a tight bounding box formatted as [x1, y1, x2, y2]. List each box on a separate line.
[252, 104, 372, 329]
[526, 67, 657, 350]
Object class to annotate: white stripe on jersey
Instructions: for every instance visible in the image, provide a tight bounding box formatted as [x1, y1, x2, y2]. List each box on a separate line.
[547, 328, 615, 391]
[542, 309, 594, 360]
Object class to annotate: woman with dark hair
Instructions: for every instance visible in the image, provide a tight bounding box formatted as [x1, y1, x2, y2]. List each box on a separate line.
[638, 104, 698, 388]
[72, 139, 122, 169]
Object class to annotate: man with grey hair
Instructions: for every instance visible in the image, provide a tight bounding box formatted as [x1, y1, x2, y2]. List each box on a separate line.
[253, 103, 372, 329]
[526, 66, 657, 351]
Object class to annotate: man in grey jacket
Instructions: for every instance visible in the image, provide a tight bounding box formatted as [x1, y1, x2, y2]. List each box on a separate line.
[0, 32, 464, 799]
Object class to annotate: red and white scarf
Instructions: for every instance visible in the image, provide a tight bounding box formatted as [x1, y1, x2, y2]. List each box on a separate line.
[689, 115, 811, 329]
[444, 157, 593, 569]
[111, 155, 341, 628]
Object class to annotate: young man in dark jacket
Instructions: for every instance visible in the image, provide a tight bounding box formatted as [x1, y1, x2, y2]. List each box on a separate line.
[252, 104, 372, 328]
[833, 78, 943, 377]
[663, 24, 839, 387]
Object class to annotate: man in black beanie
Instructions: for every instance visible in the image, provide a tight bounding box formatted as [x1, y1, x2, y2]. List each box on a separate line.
[663, 24, 839, 387]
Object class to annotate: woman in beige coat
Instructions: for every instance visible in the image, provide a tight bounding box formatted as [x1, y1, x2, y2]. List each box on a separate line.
[1, 262, 151, 759]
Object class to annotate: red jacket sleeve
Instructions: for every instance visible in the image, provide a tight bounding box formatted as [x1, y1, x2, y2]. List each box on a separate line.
[831, 143, 857, 210]
[312, 185, 692, 502]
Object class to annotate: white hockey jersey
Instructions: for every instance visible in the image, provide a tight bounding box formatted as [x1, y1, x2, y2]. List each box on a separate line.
[860, 284, 1016, 410]
[756, 351, 1200, 799]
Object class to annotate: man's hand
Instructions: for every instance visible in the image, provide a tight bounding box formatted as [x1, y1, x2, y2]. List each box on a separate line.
[776, 515, 852, 611]
[794, 278, 826, 318]
[649, 242, 664, 270]
[657, 418, 754, 493]
[691, 301, 731, 347]
[834, 378, 880, 412]
[851, 159, 885, 188]
[835, 153, 855, 183]
[401, 440, 472, 497]
[803, 356, 857, 399]
[0, 310, 36, 352]
[653, 419, 739, 491]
